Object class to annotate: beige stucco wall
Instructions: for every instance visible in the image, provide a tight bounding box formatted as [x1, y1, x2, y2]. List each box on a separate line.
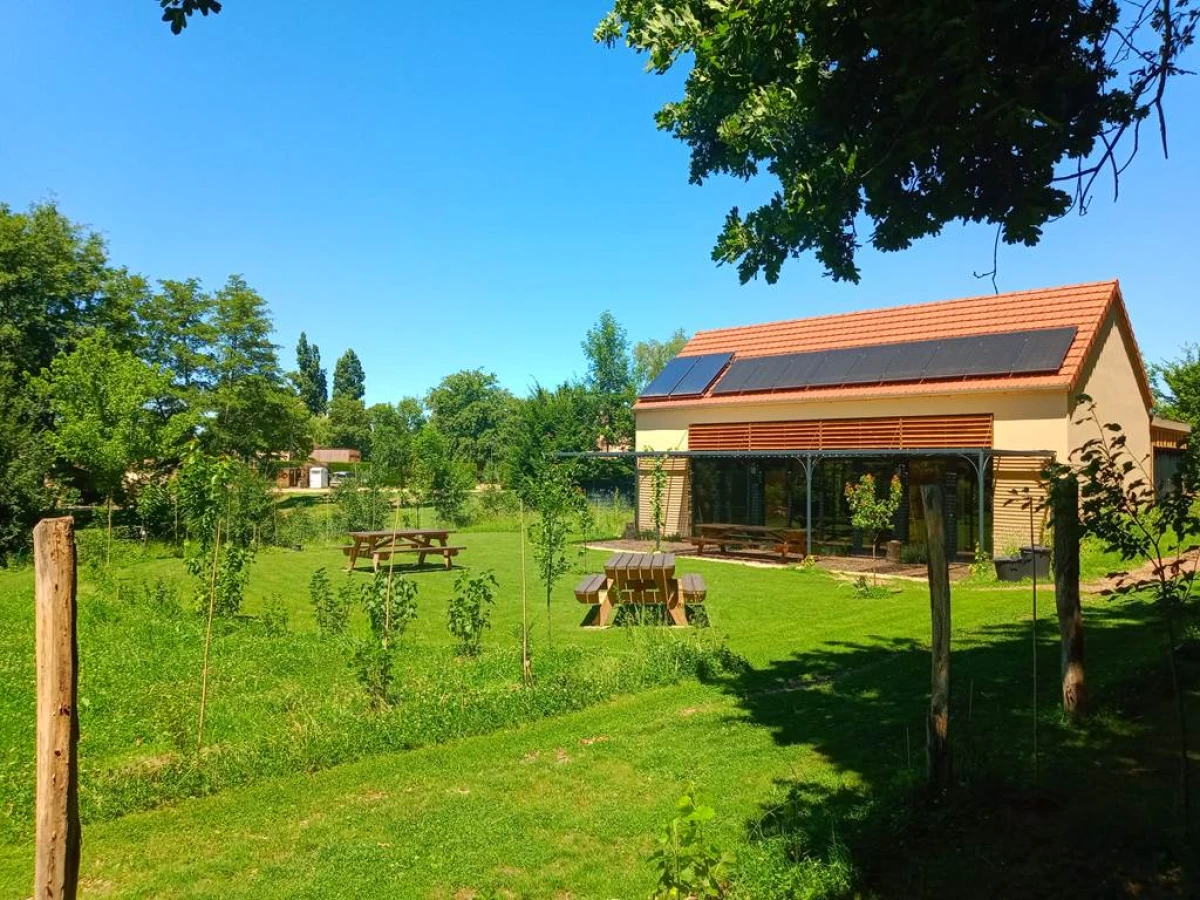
[1067, 310, 1153, 478]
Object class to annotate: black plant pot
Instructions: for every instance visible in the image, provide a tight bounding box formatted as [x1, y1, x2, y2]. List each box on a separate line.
[994, 556, 1026, 582]
[1019, 546, 1051, 580]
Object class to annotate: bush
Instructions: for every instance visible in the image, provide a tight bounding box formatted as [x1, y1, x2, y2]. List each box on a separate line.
[308, 567, 351, 636]
[333, 466, 394, 532]
[447, 570, 498, 656]
[648, 784, 730, 899]
[899, 542, 928, 565]
[261, 593, 289, 636]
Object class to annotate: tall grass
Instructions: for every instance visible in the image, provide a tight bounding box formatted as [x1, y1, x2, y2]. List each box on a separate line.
[0, 565, 741, 842]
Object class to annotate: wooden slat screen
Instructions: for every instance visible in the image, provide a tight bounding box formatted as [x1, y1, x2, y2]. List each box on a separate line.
[688, 414, 993, 452]
[1151, 425, 1189, 451]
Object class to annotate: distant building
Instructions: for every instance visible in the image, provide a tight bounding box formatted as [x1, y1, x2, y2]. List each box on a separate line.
[276, 447, 362, 488]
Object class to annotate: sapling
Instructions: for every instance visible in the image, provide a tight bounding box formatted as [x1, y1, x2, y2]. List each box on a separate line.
[843, 472, 904, 585]
[447, 569, 499, 657]
[1071, 397, 1199, 834]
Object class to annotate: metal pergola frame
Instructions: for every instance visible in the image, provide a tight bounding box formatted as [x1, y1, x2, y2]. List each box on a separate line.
[556, 447, 1055, 558]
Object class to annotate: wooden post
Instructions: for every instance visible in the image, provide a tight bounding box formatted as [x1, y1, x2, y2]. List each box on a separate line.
[1051, 476, 1086, 719]
[33, 517, 81, 900]
[921, 484, 952, 790]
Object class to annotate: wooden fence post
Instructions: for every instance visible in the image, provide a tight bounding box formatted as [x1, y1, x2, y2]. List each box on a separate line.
[921, 484, 952, 790]
[1051, 476, 1086, 719]
[33, 517, 80, 900]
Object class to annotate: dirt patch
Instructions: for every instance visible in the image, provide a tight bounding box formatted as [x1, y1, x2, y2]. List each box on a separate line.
[1083, 547, 1200, 595]
[585, 540, 971, 581]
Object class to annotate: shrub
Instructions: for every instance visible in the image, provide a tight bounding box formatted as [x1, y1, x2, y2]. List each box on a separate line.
[649, 784, 730, 899]
[899, 542, 928, 565]
[261, 593, 289, 636]
[351, 571, 419, 707]
[447, 570, 498, 657]
[308, 567, 351, 636]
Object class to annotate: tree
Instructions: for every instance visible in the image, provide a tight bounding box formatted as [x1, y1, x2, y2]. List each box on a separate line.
[292, 332, 328, 416]
[205, 275, 311, 462]
[504, 382, 602, 494]
[369, 400, 424, 487]
[426, 369, 515, 479]
[1071, 398, 1200, 834]
[843, 472, 904, 584]
[413, 425, 475, 526]
[44, 331, 170, 558]
[160, 0, 222, 33]
[633, 329, 690, 390]
[211, 275, 280, 386]
[1151, 343, 1200, 426]
[596, 2, 1199, 284]
[328, 395, 372, 454]
[332, 349, 366, 402]
[0, 201, 109, 378]
[137, 278, 217, 392]
[527, 464, 586, 647]
[0, 362, 53, 563]
[582, 312, 635, 449]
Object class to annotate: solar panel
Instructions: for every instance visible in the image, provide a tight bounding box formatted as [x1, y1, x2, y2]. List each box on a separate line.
[840, 343, 900, 385]
[975, 331, 1030, 377]
[704, 326, 1080, 396]
[774, 352, 826, 391]
[1010, 326, 1076, 373]
[711, 358, 762, 394]
[670, 352, 732, 397]
[640, 356, 698, 398]
[809, 347, 864, 386]
[882, 339, 940, 381]
[923, 336, 983, 379]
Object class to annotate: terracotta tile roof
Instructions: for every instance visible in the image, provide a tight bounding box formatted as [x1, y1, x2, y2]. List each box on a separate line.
[636, 280, 1152, 410]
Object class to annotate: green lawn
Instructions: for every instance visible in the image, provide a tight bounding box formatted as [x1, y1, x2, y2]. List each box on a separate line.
[0, 529, 1196, 898]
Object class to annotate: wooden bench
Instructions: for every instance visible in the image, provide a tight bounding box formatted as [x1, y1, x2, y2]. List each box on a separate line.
[689, 526, 806, 561]
[575, 573, 613, 627]
[574, 573, 607, 604]
[342, 544, 465, 571]
[679, 573, 707, 603]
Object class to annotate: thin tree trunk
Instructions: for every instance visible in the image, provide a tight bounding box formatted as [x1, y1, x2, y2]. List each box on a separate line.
[106, 495, 114, 567]
[196, 520, 222, 753]
[1164, 614, 1191, 838]
[519, 500, 532, 684]
[921, 484, 952, 790]
[1051, 477, 1086, 719]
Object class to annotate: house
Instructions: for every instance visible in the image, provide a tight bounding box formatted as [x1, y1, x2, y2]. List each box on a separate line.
[633, 280, 1189, 557]
[276, 446, 363, 488]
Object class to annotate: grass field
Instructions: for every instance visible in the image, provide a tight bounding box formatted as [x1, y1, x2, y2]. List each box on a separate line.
[0, 526, 1196, 898]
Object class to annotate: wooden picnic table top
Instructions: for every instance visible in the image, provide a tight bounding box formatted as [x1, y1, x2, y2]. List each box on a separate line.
[347, 529, 452, 539]
[604, 551, 676, 580]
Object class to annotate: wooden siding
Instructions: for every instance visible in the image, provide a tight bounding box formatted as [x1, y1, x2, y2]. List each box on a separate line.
[993, 456, 1049, 550]
[1151, 424, 1189, 451]
[636, 457, 690, 538]
[688, 414, 994, 452]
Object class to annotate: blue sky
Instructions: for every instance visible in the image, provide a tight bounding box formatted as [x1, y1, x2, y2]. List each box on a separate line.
[2, 2, 1197, 405]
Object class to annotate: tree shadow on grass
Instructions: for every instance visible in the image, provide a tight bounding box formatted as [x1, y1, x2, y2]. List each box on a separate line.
[716, 600, 1199, 898]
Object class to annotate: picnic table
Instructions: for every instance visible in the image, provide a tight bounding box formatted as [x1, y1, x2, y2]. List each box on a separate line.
[573, 552, 707, 628]
[342, 529, 465, 572]
[688, 523, 807, 561]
